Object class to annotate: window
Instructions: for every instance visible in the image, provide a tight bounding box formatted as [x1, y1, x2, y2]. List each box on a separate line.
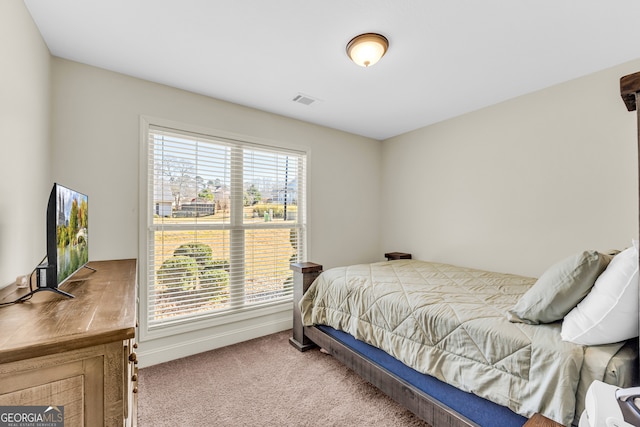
[140, 120, 306, 337]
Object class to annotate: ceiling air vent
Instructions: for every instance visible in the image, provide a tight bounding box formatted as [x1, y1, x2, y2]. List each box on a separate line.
[292, 93, 320, 106]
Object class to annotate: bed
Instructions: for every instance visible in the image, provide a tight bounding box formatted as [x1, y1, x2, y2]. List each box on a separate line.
[289, 72, 640, 427]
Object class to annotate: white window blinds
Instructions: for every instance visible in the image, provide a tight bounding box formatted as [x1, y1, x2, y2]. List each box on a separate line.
[144, 124, 306, 330]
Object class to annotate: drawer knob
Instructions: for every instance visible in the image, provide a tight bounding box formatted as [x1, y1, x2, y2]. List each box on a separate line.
[132, 374, 138, 381]
[132, 387, 138, 394]
[129, 352, 137, 363]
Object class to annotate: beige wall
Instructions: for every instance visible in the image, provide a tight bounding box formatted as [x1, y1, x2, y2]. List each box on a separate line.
[382, 59, 640, 277]
[51, 59, 382, 269]
[50, 58, 382, 365]
[0, 0, 51, 287]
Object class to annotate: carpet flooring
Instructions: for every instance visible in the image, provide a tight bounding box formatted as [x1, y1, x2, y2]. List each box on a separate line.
[138, 330, 431, 426]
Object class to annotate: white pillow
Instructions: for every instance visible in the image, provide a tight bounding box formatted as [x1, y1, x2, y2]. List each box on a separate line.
[561, 241, 639, 345]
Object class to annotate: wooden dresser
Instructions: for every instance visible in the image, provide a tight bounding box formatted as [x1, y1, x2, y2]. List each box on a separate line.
[0, 259, 138, 427]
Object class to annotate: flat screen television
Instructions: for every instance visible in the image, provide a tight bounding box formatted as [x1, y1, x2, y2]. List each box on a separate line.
[35, 183, 91, 298]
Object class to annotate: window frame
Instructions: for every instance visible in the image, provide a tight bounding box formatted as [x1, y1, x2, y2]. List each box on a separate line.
[138, 116, 308, 342]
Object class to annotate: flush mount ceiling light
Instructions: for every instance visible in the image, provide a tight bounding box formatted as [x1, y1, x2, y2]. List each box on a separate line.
[346, 33, 389, 67]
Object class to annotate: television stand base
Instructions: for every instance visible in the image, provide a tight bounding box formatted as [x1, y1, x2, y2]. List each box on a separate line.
[37, 286, 75, 298]
[15, 263, 99, 303]
[17, 286, 75, 302]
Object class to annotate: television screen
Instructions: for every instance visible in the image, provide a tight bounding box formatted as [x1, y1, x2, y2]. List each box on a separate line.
[48, 183, 89, 286]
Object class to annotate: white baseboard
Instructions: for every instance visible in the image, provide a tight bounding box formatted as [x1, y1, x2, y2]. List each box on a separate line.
[137, 315, 292, 368]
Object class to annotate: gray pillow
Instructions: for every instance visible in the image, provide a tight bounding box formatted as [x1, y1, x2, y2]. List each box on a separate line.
[508, 250, 612, 324]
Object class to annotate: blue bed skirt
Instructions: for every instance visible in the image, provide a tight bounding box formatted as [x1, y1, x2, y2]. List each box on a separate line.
[317, 325, 528, 427]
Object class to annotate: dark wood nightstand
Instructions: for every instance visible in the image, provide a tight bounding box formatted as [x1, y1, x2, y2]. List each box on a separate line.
[523, 413, 564, 427]
[384, 252, 412, 261]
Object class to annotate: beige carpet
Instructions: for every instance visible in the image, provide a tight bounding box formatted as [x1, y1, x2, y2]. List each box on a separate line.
[138, 330, 431, 426]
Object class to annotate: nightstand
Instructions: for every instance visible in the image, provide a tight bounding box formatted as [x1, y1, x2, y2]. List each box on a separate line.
[384, 252, 412, 261]
[523, 413, 564, 427]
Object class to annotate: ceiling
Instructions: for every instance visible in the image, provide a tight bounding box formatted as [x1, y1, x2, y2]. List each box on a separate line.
[23, 0, 640, 141]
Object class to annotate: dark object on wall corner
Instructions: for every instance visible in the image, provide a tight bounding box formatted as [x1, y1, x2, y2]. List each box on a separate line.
[620, 72, 640, 111]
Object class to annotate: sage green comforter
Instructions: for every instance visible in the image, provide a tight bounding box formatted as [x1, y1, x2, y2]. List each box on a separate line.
[300, 260, 628, 426]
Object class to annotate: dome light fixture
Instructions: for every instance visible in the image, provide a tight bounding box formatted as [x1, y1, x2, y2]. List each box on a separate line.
[346, 33, 389, 67]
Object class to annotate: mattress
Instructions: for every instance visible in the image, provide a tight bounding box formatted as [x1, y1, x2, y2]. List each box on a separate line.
[300, 259, 635, 426]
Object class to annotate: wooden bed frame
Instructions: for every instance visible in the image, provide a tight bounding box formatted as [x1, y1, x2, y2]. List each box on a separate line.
[289, 71, 640, 427]
[289, 260, 486, 427]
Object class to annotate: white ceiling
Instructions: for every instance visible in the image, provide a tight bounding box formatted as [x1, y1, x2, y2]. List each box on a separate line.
[24, 0, 640, 140]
